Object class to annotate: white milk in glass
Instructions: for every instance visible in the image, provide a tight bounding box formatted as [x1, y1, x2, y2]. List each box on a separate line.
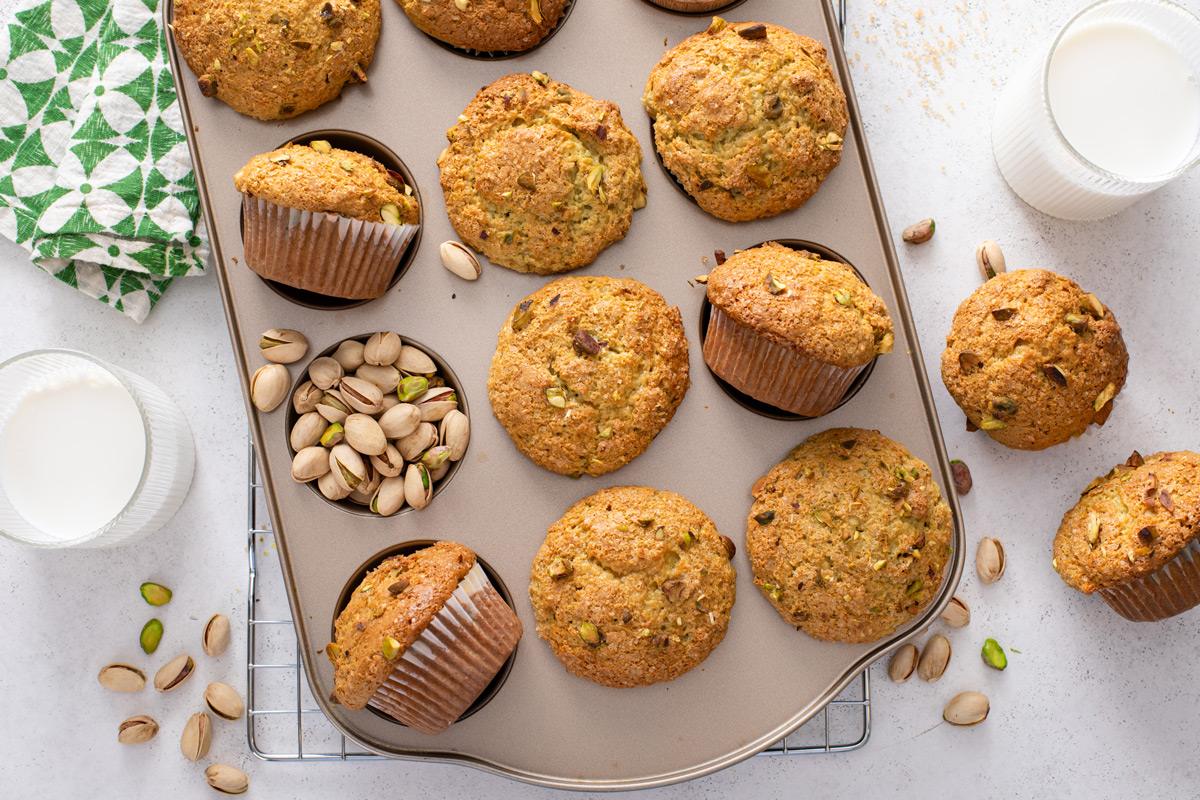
[0, 369, 146, 539]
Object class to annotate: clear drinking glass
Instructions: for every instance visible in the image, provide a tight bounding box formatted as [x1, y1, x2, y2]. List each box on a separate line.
[0, 350, 195, 548]
[992, 0, 1200, 220]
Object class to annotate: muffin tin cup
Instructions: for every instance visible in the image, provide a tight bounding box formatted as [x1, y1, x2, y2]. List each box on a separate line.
[417, 0, 577, 60]
[640, 0, 750, 17]
[1096, 537, 1200, 622]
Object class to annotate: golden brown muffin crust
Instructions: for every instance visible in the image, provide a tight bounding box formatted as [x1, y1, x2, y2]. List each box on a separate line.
[1053, 451, 1200, 594]
[940, 269, 1129, 451]
[705, 243, 893, 368]
[234, 144, 419, 224]
[173, 0, 379, 120]
[530, 486, 736, 688]
[488, 276, 690, 476]
[746, 428, 953, 643]
[643, 18, 849, 222]
[438, 73, 647, 275]
[329, 542, 475, 710]
[396, 0, 567, 52]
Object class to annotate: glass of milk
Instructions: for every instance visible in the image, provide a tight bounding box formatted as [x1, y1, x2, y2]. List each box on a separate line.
[0, 350, 195, 548]
[992, 0, 1200, 220]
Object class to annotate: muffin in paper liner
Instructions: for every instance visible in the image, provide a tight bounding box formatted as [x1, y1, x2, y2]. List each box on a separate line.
[1096, 538, 1200, 622]
[702, 305, 865, 417]
[367, 564, 522, 734]
[241, 195, 418, 300]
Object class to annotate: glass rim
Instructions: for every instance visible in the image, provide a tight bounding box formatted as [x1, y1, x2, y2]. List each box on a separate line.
[1040, 0, 1200, 186]
[0, 348, 154, 547]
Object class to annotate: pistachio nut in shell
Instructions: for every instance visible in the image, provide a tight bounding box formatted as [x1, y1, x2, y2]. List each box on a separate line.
[355, 363, 401, 394]
[117, 714, 158, 745]
[415, 386, 458, 422]
[292, 446, 331, 483]
[428, 460, 451, 482]
[940, 595, 970, 628]
[204, 682, 246, 720]
[339, 376, 384, 414]
[329, 444, 367, 493]
[307, 356, 344, 390]
[203, 614, 231, 658]
[396, 345, 436, 375]
[371, 476, 407, 517]
[976, 537, 1006, 584]
[421, 445, 452, 469]
[439, 409, 470, 461]
[250, 364, 289, 412]
[290, 411, 326, 451]
[181, 711, 212, 762]
[440, 240, 482, 280]
[98, 663, 146, 693]
[943, 691, 990, 726]
[370, 444, 404, 478]
[398, 422, 438, 462]
[975, 239, 1006, 281]
[318, 469, 352, 501]
[344, 413, 387, 456]
[155, 653, 196, 692]
[331, 338, 366, 371]
[405, 463, 433, 510]
[347, 462, 380, 506]
[364, 331, 402, 366]
[292, 380, 323, 414]
[917, 634, 951, 682]
[259, 328, 308, 364]
[316, 391, 349, 424]
[379, 403, 420, 439]
[379, 393, 400, 413]
[205, 764, 249, 795]
[887, 643, 918, 684]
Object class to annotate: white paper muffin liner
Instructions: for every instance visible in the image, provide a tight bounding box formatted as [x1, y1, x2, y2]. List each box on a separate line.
[241, 195, 418, 300]
[367, 563, 522, 735]
[702, 306, 865, 417]
[1097, 537, 1200, 622]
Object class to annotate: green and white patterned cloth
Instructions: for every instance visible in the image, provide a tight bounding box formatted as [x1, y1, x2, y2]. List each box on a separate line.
[0, 0, 207, 322]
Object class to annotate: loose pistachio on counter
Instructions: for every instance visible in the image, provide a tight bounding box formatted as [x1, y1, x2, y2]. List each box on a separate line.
[943, 691, 989, 726]
[203, 614, 231, 658]
[259, 329, 308, 364]
[117, 715, 158, 745]
[205, 764, 250, 795]
[181, 711, 212, 762]
[251, 364, 290, 412]
[440, 241, 482, 280]
[154, 653, 195, 693]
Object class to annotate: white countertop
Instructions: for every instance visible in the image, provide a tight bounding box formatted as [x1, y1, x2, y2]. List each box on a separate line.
[2, 1, 1199, 797]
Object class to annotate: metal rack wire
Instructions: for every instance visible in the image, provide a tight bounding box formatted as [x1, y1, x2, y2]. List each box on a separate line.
[245, 439, 870, 762]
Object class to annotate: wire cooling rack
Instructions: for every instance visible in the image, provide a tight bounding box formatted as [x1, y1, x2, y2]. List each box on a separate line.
[245, 440, 870, 762]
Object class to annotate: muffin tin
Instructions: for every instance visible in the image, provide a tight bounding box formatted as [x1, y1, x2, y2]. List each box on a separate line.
[166, 0, 965, 789]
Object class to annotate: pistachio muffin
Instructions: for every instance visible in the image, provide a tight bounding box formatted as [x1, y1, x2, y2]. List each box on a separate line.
[530, 486, 736, 688]
[1053, 450, 1200, 622]
[643, 18, 849, 221]
[328, 542, 523, 735]
[746, 428, 953, 643]
[438, 72, 647, 275]
[235, 141, 420, 299]
[173, 0, 380, 120]
[396, 0, 568, 52]
[941, 269, 1128, 451]
[488, 276, 689, 476]
[704, 242, 893, 416]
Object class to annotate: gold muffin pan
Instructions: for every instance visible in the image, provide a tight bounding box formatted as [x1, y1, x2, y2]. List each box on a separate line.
[166, 0, 964, 789]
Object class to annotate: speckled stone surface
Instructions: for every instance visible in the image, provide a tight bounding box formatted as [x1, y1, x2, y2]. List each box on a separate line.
[2, 1, 1199, 797]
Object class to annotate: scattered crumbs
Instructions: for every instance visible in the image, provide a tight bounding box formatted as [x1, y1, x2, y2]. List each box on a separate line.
[701, 256, 708, 263]
[620, 264, 625, 270]
[232, 256, 238, 263]
[451, 293, 456, 299]
[664, 37, 668, 46]
[1010, 648, 1022, 654]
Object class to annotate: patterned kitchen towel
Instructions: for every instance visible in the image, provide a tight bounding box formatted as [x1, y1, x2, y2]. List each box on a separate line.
[0, 0, 208, 322]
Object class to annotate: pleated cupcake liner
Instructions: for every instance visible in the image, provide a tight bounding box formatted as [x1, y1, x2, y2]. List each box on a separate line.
[1098, 537, 1200, 622]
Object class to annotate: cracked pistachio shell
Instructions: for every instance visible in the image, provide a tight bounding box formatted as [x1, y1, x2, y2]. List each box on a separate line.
[405, 463, 432, 510]
[355, 363, 401, 394]
[415, 386, 458, 422]
[329, 444, 367, 493]
[364, 332, 402, 366]
[291, 446, 331, 483]
[428, 460, 451, 482]
[347, 462, 380, 506]
[205, 764, 249, 795]
[292, 380, 323, 414]
[97, 663, 146, 693]
[371, 476, 407, 516]
[318, 468, 352, 501]
[250, 364, 289, 412]
[398, 422, 437, 462]
[344, 413, 387, 456]
[396, 345, 436, 375]
[117, 715, 158, 745]
[943, 691, 990, 726]
[941, 596, 970, 628]
[339, 376, 384, 414]
[379, 393, 400, 412]
[976, 537, 1006, 584]
[887, 643, 918, 684]
[440, 240, 482, 280]
[155, 653, 196, 692]
[331, 339, 366, 372]
[204, 682, 245, 721]
[439, 409, 470, 461]
[379, 403, 420, 439]
[975, 239, 1006, 281]
[370, 443, 404, 478]
[307, 356, 344, 390]
[290, 411, 326, 451]
[259, 329, 308, 364]
[316, 391, 349, 424]
[203, 614, 231, 658]
[917, 634, 951, 682]
[181, 711, 211, 762]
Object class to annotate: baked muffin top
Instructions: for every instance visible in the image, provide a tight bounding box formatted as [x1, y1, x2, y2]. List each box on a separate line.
[940, 268, 1128, 451]
[396, 0, 568, 52]
[746, 428, 953, 643]
[705, 242, 893, 368]
[328, 542, 476, 710]
[438, 72, 647, 275]
[234, 143, 419, 224]
[487, 276, 689, 476]
[643, 18, 849, 222]
[1053, 451, 1200, 594]
[529, 486, 736, 688]
[173, 0, 379, 120]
